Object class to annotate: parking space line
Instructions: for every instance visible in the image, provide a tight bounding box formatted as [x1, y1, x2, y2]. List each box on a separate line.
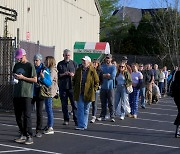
[0, 149, 29, 153]
[54, 130, 180, 149]
[0, 144, 62, 154]
[52, 116, 173, 124]
[152, 104, 177, 108]
[137, 117, 173, 123]
[144, 107, 176, 111]
[95, 123, 174, 133]
[139, 111, 176, 117]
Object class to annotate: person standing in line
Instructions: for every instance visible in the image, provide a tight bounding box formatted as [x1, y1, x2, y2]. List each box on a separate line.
[138, 64, 146, 109]
[114, 62, 132, 120]
[121, 56, 132, 114]
[97, 54, 116, 122]
[163, 66, 168, 96]
[170, 70, 180, 138]
[152, 82, 161, 104]
[32, 54, 52, 138]
[57, 49, 78, 126]
[158, 68, 165, 97]
[112, 59, 117, 67]
[122, 56, 132, 74]
[144, 64, 154, 105]
[129, 63, 143, 119]
[90, 59, 103, 123]
[153, 64, 160, 86]
[13, 48, 37, 145]
[73, 56, 99, 130]
[44, 56, 58, 134]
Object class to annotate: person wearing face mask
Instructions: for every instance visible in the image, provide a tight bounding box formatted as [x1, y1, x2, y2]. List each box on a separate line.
[73, 56, 99, 130]
[32, 53, 52, 138]
[13, 48, 37, 145]
[57, 49, 78, 126]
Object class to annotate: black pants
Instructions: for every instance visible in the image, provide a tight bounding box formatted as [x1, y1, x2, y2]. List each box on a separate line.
[60, 89, 77, 123]
[31, 97, 44, 131]
[13, 97, 33, 137]
[100, 89, 115, 118]
[174, 96, 180, 125]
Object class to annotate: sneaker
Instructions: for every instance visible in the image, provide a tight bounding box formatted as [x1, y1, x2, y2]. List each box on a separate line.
[75, 127, 84, 130]
[63, 121, 69, 125]
[175, 133, 180, 138]
[42, 126, 48, 134]
[141, 106, 146, 109]
[133, 115, 138, 119]
[35, 132, 42, 138]
[110, 118, 115, 122]
[90, 116, 96, 123]
[14, 135, 26, 143]
[120, 116, 124, 120]
[69, 111, 73, 116]
[44, 127, 54, 135]
[97, 117, 106, 121]
[24, 136, 33, 145]
[127, 113, 133, 118]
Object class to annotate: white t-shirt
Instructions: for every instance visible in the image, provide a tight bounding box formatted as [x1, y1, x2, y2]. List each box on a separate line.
[159, 72, 165, 82]
[131, 71, 142, 84]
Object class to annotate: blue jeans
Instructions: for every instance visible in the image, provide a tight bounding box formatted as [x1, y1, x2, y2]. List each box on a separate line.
[45, 97, 54, 128]
[77, 95, 91, 129]
[129, 87, 140, 115]
[91, 90, 100, 117]
[158, 82, 164, 95]
[139, 87, 146, 107]
[114, 85, 128, 117]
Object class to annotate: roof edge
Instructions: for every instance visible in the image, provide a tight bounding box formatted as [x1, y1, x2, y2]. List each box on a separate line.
[94, 0, 102, 16]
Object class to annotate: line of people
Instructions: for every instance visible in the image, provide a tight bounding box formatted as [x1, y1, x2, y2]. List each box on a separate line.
[12, 48, 179, 145]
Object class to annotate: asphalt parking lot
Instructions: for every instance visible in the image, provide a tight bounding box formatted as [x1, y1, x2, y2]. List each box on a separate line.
[0, 96, 179, 154]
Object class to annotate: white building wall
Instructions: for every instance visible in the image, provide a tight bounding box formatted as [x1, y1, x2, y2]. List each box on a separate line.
[0, 0, 100, 61]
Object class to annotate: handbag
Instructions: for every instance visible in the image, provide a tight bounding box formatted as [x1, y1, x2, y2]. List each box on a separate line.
[126, 85, 133, 94]
[39, 84, 51, 98]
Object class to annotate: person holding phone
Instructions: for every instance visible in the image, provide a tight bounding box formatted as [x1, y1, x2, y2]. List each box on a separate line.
[13, 48, 37, 145]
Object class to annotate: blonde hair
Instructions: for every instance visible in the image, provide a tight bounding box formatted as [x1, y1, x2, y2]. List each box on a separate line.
[117, 62, 127, 76]
[45, 56, 56, 68]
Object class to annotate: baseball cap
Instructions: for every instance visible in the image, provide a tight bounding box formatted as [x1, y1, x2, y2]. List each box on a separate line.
[15, 48, 26, 59]
[106, 54, 112, 59]
[122, 56, 128, 60]
[82, 56, 91, 62]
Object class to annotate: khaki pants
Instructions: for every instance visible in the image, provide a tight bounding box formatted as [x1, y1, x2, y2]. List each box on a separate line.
[146, 83, 152, 104]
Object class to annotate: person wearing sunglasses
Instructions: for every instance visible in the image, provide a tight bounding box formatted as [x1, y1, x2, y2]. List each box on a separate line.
[114, 62, 132, 120]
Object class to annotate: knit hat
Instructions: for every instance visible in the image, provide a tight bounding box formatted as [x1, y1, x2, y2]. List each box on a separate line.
[34, 53, 43, 61]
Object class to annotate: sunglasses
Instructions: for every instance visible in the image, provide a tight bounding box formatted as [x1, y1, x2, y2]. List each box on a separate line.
[119, 66, 125, 68]
[139, 66, 143, 67]
[65, 55, 70, 57]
